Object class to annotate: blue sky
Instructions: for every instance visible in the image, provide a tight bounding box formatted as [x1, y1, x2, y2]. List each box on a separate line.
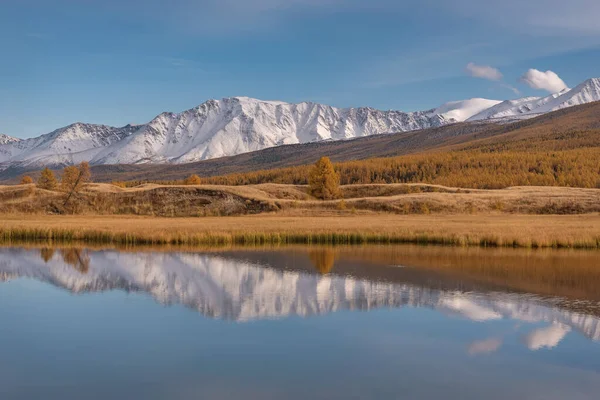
[2, 0, 599, 138]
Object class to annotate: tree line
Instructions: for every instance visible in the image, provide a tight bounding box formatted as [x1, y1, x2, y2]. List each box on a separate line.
[192, 148, 600, 189]
[21, 147, 600, 198]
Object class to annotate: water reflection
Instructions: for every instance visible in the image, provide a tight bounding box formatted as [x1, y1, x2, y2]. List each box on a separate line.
[1, 246, 600, 348]
[308, 248, 336, 274]
[467, 337, 503, 355]
[523, 323, 571, 351]
[60, 248, 90, 274]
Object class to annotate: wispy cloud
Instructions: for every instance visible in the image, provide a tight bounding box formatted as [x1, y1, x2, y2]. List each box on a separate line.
[521, 69, 568, 93]
[465, 62, 503, 81]
[468, 338, 502, 355]
[465, 63, 521, 97]
[500, 83, 521, 96]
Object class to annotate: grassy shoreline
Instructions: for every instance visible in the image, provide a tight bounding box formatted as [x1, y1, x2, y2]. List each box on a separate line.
[1, 214, 599, 249]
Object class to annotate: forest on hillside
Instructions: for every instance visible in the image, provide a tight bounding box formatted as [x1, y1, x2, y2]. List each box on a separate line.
[135, 148, 600, 189]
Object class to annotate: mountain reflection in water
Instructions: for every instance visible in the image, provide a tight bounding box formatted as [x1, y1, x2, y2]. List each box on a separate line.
[1, 246, 599, 348]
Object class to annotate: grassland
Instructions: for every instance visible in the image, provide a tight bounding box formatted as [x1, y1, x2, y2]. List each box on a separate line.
[2, 182, 600, 216]
[1, 182, 599, 248]
[1, 213, 599, 249]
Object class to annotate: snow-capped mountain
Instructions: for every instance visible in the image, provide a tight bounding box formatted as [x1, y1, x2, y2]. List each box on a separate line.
[0, 123, 139, 168]
[0, 98, 451, 169]
[1, 248, 599, 344]
[87, 97, 449, 165]
[429, 98, 502, 122]
[1, 77, 598, 170]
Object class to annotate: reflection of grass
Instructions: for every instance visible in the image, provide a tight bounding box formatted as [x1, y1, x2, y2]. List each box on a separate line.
[332, 245, 600, 302]
[0, 214, 599, 249]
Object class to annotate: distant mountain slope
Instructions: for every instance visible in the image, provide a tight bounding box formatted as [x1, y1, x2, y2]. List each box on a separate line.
[467, 97, 542, 121]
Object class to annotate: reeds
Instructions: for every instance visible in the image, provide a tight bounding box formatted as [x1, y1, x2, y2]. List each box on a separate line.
[1, 226, 598, 249]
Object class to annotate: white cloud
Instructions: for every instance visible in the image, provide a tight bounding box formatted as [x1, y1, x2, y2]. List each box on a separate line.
[468, 338, 502, 355]
[465, 63, 503, 81]
[523, 324, 571, 351]
[521, 69, 568, 93]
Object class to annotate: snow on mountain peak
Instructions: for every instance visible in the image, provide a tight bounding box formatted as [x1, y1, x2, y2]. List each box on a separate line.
[431, 98, 503, 122]
[0, 134, 19, 145]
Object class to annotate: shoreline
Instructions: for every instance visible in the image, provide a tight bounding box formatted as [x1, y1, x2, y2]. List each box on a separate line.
[1, 214, 599, 249]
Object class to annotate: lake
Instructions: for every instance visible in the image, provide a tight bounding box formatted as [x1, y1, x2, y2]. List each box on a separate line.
[1, 245, 599, 399]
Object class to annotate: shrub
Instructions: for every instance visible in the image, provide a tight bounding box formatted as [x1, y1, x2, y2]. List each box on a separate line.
[183, 174, 202, 185]
[20, 175, 33, 184]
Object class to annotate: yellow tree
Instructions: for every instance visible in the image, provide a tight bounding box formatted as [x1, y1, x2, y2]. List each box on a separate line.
[308, 157, 340, 200]
[20, 175, 33, 184]
[183, 174, 202, 185]
[61, 162, 92, 205]
[36, 168, 58, 190]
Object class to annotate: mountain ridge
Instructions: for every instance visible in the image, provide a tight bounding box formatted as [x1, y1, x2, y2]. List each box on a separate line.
[1, 77, 599, 172]
[1, 99, 599, 183]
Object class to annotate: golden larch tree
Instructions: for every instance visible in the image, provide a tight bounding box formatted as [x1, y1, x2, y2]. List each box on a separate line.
[61, 162, 92, 205]
[183, 174, 202, 185]
[36, 168, 58, 190]
[308, 157, 340, 200]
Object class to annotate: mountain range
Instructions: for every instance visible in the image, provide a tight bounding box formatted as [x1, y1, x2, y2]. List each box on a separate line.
[1, 77, 599, 171]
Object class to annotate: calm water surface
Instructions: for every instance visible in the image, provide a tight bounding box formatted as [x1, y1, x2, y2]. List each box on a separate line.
[1, 245, 599, 399]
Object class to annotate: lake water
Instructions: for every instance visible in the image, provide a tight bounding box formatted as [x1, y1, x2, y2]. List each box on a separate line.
[1, 245, 599, 399]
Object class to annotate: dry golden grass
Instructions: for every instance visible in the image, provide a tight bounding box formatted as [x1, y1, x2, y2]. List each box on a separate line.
[1, 182, 600, 216]
[1, 182, 599, 248]
[1, 213, 599, 248]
